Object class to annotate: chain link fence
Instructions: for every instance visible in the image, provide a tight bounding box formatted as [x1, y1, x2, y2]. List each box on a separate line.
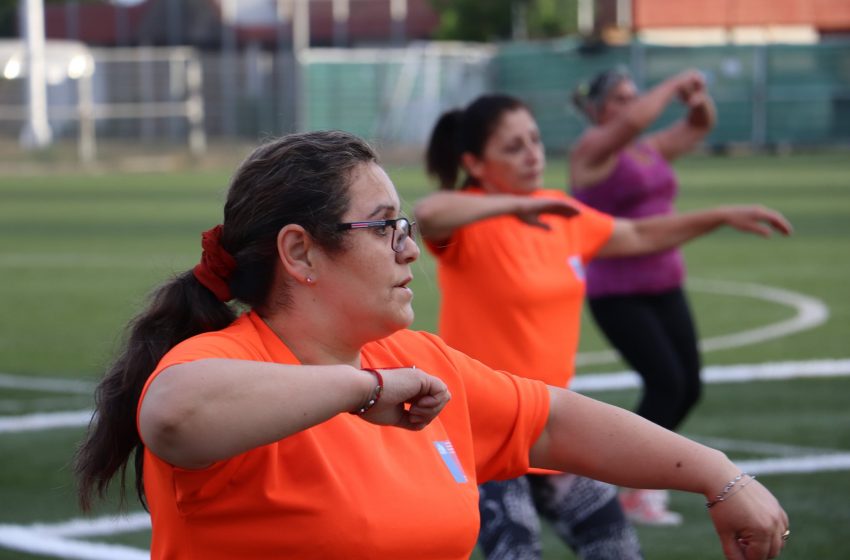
[1, 39, 848, 160]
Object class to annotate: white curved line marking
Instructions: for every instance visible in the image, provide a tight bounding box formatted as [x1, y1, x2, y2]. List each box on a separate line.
[0, 526, 149, 560]
[0, 409, 92, 433]
[576, 278, 830, 366]
[689, 278, 830, 351]
[0, 373, 94, 394]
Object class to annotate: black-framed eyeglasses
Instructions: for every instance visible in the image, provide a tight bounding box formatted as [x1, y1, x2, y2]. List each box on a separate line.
[336, 217, 416, 253]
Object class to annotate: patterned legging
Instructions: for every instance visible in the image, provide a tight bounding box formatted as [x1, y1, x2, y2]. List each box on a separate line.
[478, 474, 643, 560]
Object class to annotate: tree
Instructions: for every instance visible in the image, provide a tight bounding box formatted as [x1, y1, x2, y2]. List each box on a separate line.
[429, 0, 513, 42]
[429, 0, 579, 41]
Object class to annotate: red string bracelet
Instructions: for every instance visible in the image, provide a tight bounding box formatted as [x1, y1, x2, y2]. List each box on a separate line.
[350, 368, 383, 415]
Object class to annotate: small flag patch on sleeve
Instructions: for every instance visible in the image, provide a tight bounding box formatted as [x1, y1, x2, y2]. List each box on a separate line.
[434, 440, 468, 483]
[568, 255, 585, 281]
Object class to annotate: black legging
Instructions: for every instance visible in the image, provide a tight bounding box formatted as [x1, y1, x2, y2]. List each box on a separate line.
[588, 287, 702, 431]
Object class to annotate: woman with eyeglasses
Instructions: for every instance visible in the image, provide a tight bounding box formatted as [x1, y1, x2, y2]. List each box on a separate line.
[416, 94, 790, 560]
[570, 67, 718, 525]
[75, 130, 788, 560]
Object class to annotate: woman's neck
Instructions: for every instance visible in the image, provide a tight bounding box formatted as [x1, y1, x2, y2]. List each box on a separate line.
[259, 310, 363, 368]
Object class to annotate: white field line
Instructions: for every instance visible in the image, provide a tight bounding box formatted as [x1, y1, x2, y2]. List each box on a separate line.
[0, 409, 93, 433]
[569, 358, 850, 392]
[576, 278, 829, 366]
[0, 526, 149, 560]
[0, 359, 848, 559]
[0, 396, 91, 413]
[2, 358, 849, 434]
[736, 453, 850, 475]
[29, 513, 151, 538]
[0, 453, 849, 560]
[0, 373, 94, 394]
[0, 253, 186, 269]
[689, 435, 845, 457]
[1, 279, 828, 390]
[0, 513, 150, 559]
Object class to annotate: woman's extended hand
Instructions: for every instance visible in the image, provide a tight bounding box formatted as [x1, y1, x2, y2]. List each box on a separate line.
[360, 367, 451, 430]
[672, 69, 707, 103]
[708, 478, 790, 560]
[721, 206, 793, 237]
[514, 198, 581, 230]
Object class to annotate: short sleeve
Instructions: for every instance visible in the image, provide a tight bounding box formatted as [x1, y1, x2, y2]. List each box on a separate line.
[136, 330, 266, 436]
[433, 339, 551, 483]
[367, 331, 550, 484]
[424, 229, 465, 266]
[565, 197, 615, 262]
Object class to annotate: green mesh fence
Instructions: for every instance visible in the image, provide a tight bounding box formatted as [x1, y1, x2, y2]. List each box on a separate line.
[492, 41, 850, 151]
[301, 41, 850, 150]
[305, 61, 401, 138]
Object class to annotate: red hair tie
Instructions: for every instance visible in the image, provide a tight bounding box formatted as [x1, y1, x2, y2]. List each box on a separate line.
[193, 225, 237, 302]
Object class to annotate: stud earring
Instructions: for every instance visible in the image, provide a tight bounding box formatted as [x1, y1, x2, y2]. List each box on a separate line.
[306, 276, 314, 284]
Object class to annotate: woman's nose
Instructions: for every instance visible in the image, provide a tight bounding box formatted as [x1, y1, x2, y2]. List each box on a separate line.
[396, 235, 420, 264]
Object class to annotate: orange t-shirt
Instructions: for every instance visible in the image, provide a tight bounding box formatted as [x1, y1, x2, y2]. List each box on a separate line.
[429, 189, 614, 388]
[137, 312, 550, 559]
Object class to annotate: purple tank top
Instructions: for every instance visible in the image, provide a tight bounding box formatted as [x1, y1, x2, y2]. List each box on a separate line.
[573, 142, 685, 298]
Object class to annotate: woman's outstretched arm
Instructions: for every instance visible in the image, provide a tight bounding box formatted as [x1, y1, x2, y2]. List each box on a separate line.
[139, 361, 450, 469]
[414, 191, 578, 243]
[647, 87, 717, 161]
[596, 205, 792, 259]
[571, 70, 705, 179]
[532, 387, 789, 560]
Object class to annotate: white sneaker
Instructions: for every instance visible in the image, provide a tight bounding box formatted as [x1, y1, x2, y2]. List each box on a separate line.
[619, 489, 683, 526]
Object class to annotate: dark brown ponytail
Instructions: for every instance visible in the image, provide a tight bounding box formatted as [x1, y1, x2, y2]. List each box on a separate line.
[425, 94, 528, 190]
[74, 130, 377, 512]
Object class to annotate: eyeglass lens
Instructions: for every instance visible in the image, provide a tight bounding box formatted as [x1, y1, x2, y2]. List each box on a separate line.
[392, 219, 411, 252]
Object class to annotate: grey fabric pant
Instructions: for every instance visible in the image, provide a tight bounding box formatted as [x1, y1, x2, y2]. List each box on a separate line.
[478, 473, 643, 560]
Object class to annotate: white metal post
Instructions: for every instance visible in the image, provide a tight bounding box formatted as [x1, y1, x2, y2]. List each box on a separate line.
[293, 0, 310, 54]
[186, 55, 207, 157]
[76, 69, 95, 163]
[20, 0, 52, 149]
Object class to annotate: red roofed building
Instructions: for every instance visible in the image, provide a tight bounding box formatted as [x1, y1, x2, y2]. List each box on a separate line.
[599, 0, 850, 44]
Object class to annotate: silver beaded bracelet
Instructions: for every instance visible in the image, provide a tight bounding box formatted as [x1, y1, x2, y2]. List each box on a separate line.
[349, 368, 384, 416]
[706, 472, 756, 509]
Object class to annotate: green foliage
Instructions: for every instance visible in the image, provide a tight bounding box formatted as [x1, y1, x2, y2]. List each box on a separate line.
[429, 0, 578, 41]
[526, 0, 578, 38]
[429, 0, 514, 42]
[0, 0, 18, 37]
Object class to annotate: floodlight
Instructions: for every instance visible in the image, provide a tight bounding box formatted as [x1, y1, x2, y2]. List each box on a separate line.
[3, 57, 21, 80]
[0, 40, 95, 84]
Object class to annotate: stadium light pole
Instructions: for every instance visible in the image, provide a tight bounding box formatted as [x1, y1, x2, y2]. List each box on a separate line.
[19, 0, 52, 150]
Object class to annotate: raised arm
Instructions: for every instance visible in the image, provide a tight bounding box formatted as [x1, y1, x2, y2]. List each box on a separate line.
[139, 360, 450, 469]
[414, 191, 579, 243]
[532, 387, 789, 560]
[596, 205, 792, 259]
[571, 70, 705, 188]
[647, 88, 717, 161]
